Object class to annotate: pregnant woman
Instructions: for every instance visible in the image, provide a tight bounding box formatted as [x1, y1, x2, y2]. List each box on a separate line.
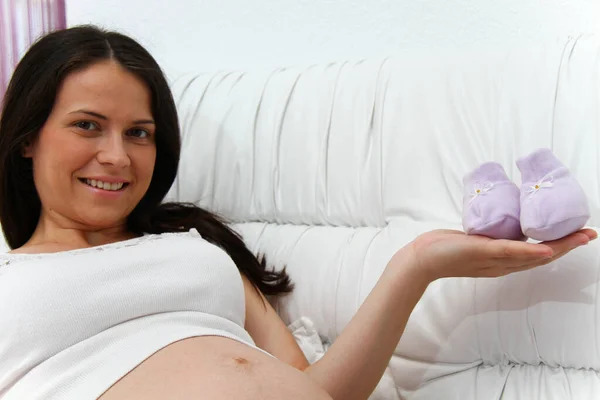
[0, 26, 593, 400]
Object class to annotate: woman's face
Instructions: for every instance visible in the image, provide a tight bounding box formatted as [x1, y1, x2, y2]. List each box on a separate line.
[24, 60, 157, 230]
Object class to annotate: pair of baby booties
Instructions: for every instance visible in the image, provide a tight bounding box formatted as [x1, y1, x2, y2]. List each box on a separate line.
[462, 148, 590, 242]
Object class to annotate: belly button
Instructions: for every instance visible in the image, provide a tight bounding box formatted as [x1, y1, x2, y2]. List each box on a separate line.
[233, 357, 250, 365]
[232, 357, 255, 372]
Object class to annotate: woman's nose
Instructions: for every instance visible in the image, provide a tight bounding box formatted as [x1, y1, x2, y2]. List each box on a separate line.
[96, 133, 131, 168]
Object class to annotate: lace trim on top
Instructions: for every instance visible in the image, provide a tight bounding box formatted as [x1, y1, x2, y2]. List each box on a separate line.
[0, 229, 202, 266]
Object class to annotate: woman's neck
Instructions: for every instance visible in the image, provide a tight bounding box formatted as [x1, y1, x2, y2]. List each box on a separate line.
[13, 213, 136, 254]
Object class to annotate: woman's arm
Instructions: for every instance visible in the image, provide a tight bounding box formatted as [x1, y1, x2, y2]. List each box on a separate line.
[245, 229, 595, 400]
[303, 250, 428, 400]
[242, 275, 311, 371]
[243, 256, 427, 399]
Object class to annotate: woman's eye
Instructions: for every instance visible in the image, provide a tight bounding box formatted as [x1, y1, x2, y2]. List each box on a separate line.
[75, 121, 98, 131]
[128, 128, 151, 139]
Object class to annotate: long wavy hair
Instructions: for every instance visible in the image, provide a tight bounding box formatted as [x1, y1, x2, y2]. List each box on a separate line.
[0, 25, 293, 296]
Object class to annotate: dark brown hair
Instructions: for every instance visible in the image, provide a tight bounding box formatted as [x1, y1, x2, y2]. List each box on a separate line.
[0, 25, 293, 296]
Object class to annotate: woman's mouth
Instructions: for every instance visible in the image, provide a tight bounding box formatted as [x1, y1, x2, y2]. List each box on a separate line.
[78, 178, 129, 191]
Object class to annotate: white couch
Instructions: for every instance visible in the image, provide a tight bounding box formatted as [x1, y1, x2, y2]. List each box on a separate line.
[167, 34, 600, 399]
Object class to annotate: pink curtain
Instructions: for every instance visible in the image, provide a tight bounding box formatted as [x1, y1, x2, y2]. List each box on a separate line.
[0, 0, 66, 102]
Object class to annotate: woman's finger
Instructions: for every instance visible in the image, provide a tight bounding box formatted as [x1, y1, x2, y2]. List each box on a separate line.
[475, 230, 597, 276]
[545, 229, 596, 245]
[490, 244, 572, 271]
[490, 229, 595, 261]
[540, 231, 592, 257]
[575, 228, 597, 240]
[511, 231, 596, 270]
[486, 239, 553, 260]
[513, 251, 569, 270]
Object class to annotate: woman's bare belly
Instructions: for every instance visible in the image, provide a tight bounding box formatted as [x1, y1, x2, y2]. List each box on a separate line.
[99, 336, 333, 400]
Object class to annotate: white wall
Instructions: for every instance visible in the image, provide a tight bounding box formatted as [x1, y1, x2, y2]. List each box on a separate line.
[67, 0, 600, 80]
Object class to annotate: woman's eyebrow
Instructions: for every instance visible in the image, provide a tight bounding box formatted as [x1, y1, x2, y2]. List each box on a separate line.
[69, 109, 155, 125]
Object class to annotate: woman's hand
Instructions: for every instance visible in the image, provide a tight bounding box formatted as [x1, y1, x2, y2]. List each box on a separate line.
[394, 228, 597, 283]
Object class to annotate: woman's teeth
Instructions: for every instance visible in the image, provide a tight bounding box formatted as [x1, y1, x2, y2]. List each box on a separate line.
[84, 179, 125, 191]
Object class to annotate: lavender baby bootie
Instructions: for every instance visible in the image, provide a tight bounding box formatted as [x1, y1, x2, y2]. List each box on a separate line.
[517, 148, 590, 241]
[463, 162, 526, 240]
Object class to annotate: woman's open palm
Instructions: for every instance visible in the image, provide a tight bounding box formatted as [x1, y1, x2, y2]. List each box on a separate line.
[403, 228, 597, 281]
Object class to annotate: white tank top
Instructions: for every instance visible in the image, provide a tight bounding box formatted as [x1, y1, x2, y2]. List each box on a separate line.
[0, 229, 267, 399]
